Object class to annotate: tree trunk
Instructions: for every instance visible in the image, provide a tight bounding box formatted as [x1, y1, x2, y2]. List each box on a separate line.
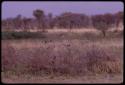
[102, 30, 106, 37]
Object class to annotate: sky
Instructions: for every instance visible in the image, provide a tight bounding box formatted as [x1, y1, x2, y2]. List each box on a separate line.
[2, 1, 124, 19]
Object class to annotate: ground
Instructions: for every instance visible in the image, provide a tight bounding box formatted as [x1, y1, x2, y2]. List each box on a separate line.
[2, 74, 123, 84]
[1, 29, 123, 84]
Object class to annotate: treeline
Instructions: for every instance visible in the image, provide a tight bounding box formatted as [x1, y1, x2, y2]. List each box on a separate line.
[2, 9, 123, 32]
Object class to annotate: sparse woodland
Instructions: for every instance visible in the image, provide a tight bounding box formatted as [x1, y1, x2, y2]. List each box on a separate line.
[2, 9, 123, 83]
[2, 10, 123, 34]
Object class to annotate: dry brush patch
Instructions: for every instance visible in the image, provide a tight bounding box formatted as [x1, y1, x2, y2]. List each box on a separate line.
[85, 45, 122, 74]
[2, 40, 123, 76]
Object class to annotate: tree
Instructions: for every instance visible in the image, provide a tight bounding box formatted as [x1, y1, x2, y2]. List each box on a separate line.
[22, 17, 32, 31]
[54, 12, 90, 29]
[114, 11, 124, 32]
[92, 13, 114, 37]
[33, 9, 45, 31]
[14, 14, 23, 29]
[46, 13, 55, 29]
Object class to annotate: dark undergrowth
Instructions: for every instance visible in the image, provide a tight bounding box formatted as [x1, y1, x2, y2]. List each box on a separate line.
[2, 31, 123, 40]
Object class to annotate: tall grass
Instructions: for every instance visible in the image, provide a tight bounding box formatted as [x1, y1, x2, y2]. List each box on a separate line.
[2, 40, 122, 76]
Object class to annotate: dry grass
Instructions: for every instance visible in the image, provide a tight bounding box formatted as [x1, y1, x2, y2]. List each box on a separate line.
[2, 28, 97, 32]
[2, 39, 123, 76]
[47, 28, 97, 33]
[1, 29, 123, 83]
[2, 26, 123, 33]
[2, 73, 123, 83]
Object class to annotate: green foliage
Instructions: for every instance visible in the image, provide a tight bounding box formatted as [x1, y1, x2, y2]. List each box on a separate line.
[2, 31, 46, 40]
[2, 30, 123, 40]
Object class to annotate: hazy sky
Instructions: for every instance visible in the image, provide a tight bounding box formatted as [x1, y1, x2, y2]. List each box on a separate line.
[2, 1, 124, 19]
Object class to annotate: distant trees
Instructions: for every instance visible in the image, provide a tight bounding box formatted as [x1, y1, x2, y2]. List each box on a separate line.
[22, 17, 32, 31]
[115, 11, 123, 26]
[46, 13, 55, 29]
[2, 18, 12, 30]
[113, 11, 124, 32]
[2, 9, 123, 34]
[2, 17, 20, 30]
[33, 9, 46, 31]
[91, 13, 114, 37]
[54, 12, 90, 29]
[13, 15, 22, 29]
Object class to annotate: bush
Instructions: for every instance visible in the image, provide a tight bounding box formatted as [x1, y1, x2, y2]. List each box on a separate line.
[2, 31, 46, 39]
[2, 43, 17, 72]
[2, 42, 122, 76]
[85, 45, 122, 74]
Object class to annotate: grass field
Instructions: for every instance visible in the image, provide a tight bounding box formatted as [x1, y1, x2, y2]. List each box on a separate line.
[1, 29, 123, 83]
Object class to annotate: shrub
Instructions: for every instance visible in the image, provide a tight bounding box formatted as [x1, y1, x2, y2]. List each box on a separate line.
[2, 31, 46, 39]
[2, 43, 17, 72]
[85, 45, 122, 74]
[2, 42, 122, 76]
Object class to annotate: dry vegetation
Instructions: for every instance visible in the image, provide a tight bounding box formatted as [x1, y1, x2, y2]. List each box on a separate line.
[1, 9, 123, 84]
[1, 29, 123, 83]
